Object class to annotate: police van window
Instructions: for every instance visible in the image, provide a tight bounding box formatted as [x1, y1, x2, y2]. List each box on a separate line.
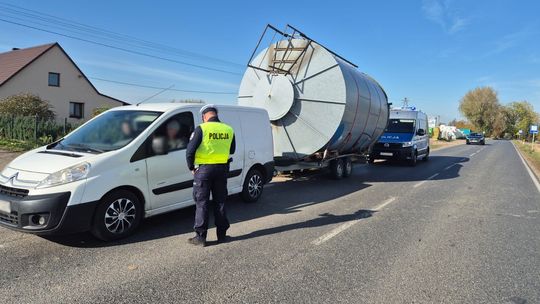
[385, 119, 416, 133]
[153, 112, 194, 152]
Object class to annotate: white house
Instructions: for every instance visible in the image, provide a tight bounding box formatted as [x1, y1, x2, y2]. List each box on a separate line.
[0, 42, 126, 122]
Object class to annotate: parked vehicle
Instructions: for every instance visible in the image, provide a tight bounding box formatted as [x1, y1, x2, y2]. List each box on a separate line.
[369, 107, 430, 166]
[0, 103, 274, 240]
[466, 132, 485, 145]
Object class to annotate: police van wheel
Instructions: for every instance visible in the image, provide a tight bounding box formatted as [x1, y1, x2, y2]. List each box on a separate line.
[343, 158, 353, 177]
[409, 151, 418, 167]
[241, 169, 264, 203]
[91, 190, 143, 241]
[423, 149, 430, 162]
[330, 159, 345, 179]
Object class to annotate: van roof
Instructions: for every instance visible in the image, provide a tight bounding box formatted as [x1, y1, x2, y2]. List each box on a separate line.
[114, 103, 264, 114]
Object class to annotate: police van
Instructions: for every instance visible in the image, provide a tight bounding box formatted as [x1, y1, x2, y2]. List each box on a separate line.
[369, 107, 430, 166]
[0, 103, 274, 241]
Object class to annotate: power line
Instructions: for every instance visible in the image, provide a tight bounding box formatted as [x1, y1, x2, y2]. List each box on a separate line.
[89, 76, 237, 95]
[0, 2, 243, 68]
[0, 18, 242, 75]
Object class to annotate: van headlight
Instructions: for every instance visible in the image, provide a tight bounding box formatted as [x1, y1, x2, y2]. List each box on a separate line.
[402, 142, 414, 147]
[36, 162, 90, 189]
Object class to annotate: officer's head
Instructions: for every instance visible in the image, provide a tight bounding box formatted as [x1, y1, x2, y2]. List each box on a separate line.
[200, 104, 218, 122]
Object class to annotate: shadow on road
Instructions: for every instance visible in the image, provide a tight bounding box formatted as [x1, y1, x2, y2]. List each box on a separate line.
[43, 172, 373, 248]
[205, 209, 376, 246]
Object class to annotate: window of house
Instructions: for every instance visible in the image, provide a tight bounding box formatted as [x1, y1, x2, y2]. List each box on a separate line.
[48, 72, 60, 87]
[69, 102, 84, 119]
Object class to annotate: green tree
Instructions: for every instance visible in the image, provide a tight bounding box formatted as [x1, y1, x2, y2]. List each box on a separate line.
[459, 87, 501, 136]
[507, 101, 539, 137]
[0, 93, 55, 119]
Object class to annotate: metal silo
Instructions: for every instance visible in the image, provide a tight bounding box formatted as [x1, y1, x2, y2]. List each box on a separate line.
[238, 25, 389, 173]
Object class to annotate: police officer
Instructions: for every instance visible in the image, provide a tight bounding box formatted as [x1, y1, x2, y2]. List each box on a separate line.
[186, 104, 235, 247]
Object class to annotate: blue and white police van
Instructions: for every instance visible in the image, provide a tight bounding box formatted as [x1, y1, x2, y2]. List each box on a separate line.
[369, 107, 430, 166]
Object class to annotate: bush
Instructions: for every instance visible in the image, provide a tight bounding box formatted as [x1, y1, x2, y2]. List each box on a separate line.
[0, 93, 55, 120]
[92, 107, 110, 117]
[0, 115, 78, 142]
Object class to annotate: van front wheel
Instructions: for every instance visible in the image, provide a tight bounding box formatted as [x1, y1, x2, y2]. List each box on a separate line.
[91, 190, 142, 241]
[241, 169, 264, 203]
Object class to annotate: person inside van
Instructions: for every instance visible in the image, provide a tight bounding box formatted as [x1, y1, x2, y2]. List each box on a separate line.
[166, 120, 188, 151]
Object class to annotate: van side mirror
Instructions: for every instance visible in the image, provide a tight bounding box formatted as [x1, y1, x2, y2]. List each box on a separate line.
[417, 129, 426, 136]
[152, 137, 168, 155]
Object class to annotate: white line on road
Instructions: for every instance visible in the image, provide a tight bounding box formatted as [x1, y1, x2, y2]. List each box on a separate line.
[414, 173, 439, 188]
[373, 196, 397, 211]
[312, 220, 358, 245]
[512, 142, 540, 193]
[444, 163, 457, 171]
[312, 197, 397, 245]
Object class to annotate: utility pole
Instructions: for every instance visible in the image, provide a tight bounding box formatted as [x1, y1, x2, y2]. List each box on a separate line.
[402, 97, 409, 108]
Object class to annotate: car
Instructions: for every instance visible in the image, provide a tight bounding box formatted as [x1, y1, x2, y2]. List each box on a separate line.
[0, 103, 274, 241]
[370, 107, 430, 166]
[466, 132, 485, 145]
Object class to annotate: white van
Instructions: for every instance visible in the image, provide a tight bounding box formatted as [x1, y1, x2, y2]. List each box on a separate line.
[370, 107, 430, 166]
[0, 103, 274, 240]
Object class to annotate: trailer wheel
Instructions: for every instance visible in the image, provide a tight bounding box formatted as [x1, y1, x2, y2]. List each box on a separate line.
[343, 158, 353, 177]
[91, 189, 143, 241]
[241, 168, 264, 203]
[330, 159, 345, 179]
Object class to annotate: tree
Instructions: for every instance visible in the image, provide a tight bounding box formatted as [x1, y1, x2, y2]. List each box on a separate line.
[448, 119, 475, 130]
[0, 93, 55, 119]
[458, 87, 501, 135]
[170, 99, 205, 104]
[507, 101, 539, 138]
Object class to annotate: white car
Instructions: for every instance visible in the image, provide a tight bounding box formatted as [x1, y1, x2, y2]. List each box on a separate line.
[0, 103, 274, 241]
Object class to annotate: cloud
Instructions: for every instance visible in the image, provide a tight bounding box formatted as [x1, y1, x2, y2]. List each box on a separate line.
[489, 27, 536, 55]
[422, 0, 469, 34]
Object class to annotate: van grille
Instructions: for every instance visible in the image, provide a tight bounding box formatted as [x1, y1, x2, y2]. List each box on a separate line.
[0, 211, 18, 226]
[0, 185, 29, 198]
[374, 142, 402, 149]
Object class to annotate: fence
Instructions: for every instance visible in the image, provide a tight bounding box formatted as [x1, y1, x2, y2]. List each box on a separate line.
[0, 115, 81, 143]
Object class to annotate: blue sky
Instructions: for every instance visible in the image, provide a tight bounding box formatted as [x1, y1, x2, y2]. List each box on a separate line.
[1, 0, 539, 122]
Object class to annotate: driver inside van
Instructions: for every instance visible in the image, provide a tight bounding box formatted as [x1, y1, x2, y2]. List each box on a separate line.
[166, 120, 188, 151]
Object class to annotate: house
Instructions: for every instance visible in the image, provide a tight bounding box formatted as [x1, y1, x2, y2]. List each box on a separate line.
[0, 42, 126, 122]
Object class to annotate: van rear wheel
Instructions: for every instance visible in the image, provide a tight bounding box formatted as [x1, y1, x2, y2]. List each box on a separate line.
[91, 189, 142, 241]
[241, 169, 264, 203]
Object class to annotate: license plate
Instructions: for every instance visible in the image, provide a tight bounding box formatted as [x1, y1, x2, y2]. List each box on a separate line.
[380, 152, 393, 156]
[0, 200, 10, 214]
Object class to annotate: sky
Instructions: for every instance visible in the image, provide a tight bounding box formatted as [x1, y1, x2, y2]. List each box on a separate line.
[0, 0, 539, 123]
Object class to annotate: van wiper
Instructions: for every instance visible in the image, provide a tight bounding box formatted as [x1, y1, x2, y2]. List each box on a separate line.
[66, 143, 105, 154]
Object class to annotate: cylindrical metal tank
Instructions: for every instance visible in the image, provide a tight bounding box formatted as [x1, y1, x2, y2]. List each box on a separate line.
[238, 39, 389, 161]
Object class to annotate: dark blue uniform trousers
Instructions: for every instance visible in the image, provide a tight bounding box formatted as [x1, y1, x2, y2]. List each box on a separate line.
[193, 164, 230, 240]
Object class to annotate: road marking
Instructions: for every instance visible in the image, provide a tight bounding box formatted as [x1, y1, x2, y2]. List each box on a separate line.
[373, 196, 397, 211]
[414, 173, 439, 188]
[444, 163, 457, 170]
[512, 142, 540, 193]
[312, 196, 397, 245]
[312, 220, 358, 245]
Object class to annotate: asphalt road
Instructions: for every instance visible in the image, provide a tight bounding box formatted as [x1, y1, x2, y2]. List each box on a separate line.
[1, 140, 539, 304]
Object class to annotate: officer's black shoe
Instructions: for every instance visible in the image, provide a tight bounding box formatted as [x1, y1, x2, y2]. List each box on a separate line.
[188, 237, 206, 247]
[218, 235, 229, 244]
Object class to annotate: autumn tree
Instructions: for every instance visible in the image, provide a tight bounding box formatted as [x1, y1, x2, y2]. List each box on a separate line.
[458, 87, 501, 135]
[506, 101, 539, 137]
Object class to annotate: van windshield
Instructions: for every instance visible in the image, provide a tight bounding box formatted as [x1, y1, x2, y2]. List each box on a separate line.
[51, 110, 161, 153]
[385, 119, 416, 133]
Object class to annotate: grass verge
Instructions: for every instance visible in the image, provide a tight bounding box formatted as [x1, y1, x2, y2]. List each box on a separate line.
[513, 140, 540, 179]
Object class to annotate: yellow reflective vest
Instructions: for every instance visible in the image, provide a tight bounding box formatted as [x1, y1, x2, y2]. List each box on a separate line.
[195, 122, 234, 165]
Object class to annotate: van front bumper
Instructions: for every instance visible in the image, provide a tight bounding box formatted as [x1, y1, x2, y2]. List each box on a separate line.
[0, 191, 97, 235]
[371, 146, 415, 160]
